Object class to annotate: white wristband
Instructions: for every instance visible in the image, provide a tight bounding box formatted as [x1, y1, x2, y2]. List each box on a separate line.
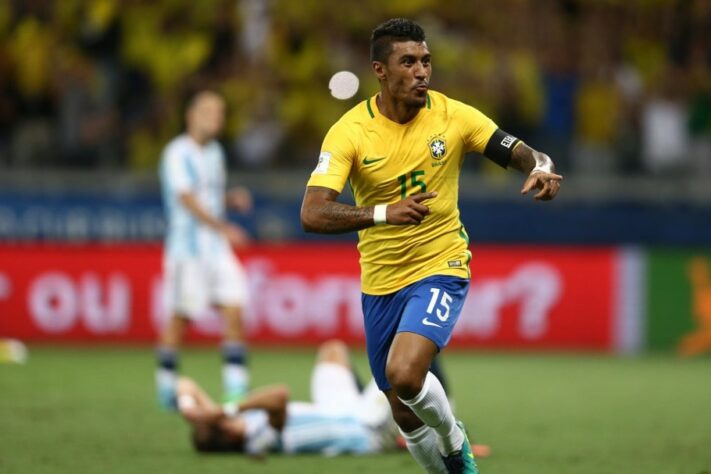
[223, 402, 239, 418]
[373, 204, 388, 225]
[531, 163, 553, 174]
[177, 394, 197, 411]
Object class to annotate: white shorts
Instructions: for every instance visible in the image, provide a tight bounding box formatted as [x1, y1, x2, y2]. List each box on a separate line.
[309, 362, 397, 448]
[310, 363, 391, 424]
[163, 253, 248, 319]
[310, 362, 362, 415]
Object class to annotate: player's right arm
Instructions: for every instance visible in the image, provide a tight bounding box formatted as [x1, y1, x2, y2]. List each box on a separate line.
[237, 385, 290, 430]
[177, 192, 248, 246]
[176, 376, 226, 424]
[300, 186, 438, 233]
[162, 145, 249, 247]
[301, 120, 436, 234]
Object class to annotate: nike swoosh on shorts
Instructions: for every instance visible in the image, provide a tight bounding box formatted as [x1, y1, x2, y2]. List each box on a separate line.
[422, 317, 442, 328]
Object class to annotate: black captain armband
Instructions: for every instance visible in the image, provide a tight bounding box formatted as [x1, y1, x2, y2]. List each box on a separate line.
[483, 128, 521, 169]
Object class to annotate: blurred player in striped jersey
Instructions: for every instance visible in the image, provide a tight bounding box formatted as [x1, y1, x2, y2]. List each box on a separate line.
[156, 90, 252, 409]
[176, 339, 491, 457]
[176, 340, 399, 456]
[301, 18, 561, 474]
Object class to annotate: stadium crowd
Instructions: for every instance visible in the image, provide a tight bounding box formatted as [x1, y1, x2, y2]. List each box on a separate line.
[0, 0, 709, 177]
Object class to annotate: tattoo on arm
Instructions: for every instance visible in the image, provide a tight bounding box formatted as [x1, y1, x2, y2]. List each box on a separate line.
[301, 187, 374, 234]
[509, 143, 554, 174]
[313, 200, 374, 233]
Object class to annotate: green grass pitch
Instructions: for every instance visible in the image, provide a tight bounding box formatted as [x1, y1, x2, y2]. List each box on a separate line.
[1, 346, 710, 474]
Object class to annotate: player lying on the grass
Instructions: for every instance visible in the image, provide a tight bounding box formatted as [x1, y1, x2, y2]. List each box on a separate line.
[177, 339, 399, 456]
[176, 340, 490, 458]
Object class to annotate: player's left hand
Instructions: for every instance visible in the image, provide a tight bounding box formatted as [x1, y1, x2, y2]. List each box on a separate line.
[222, 223, 251, 249]
[521, 171, 563, 201]
[226, 187, 253, 213]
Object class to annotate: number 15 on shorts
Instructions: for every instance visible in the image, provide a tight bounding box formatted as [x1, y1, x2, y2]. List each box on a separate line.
[422, 288, 452, 328]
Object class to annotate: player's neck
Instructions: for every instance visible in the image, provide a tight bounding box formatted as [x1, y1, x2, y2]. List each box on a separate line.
[187, 130, 210, 147]
[376, 93, 421, 124]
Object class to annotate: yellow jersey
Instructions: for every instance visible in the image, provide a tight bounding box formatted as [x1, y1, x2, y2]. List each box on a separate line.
[307, 90, 498, 295]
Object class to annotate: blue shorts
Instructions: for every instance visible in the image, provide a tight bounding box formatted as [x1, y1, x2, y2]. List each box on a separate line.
[361, 275, 470, 391]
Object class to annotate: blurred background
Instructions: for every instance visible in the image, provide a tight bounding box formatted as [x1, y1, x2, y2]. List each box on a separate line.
[0, 0, 710, 347]
[1, 1, 710, 473]
[1, 0, 710, 350]
[1, 0, 710, 174]
[0, 0, 710, 242]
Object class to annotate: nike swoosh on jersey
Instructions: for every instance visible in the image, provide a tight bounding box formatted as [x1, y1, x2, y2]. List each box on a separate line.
[422, 317, 442, 328]
[362, 156, 386, 165]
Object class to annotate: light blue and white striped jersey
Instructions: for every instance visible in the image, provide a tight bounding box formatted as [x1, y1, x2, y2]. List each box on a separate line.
[159, 134, 230, 260]
[242, 402, 378, 456]
[282, 402, 377, 455]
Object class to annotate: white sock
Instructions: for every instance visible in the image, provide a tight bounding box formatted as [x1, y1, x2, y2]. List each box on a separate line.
[155, 367, 176, 391]
[400, 371, 464, 455]
[223, 364, 249, 395]
[400, 424, 448, 474]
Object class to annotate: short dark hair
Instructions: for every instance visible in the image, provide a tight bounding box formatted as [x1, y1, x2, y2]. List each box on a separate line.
[184, 89, 222, 113]
[370, 18, 426, 62]
[191, 423, 244, 453]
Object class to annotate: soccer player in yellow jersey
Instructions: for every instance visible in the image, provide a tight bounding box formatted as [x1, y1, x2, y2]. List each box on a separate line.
[301, 18, 562, 474]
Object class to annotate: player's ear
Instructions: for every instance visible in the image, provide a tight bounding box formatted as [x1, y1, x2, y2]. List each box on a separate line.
[372, 61, 386, 81]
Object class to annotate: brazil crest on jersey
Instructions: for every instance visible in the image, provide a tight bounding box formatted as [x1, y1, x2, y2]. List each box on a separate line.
[307, 90, 498, 295]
